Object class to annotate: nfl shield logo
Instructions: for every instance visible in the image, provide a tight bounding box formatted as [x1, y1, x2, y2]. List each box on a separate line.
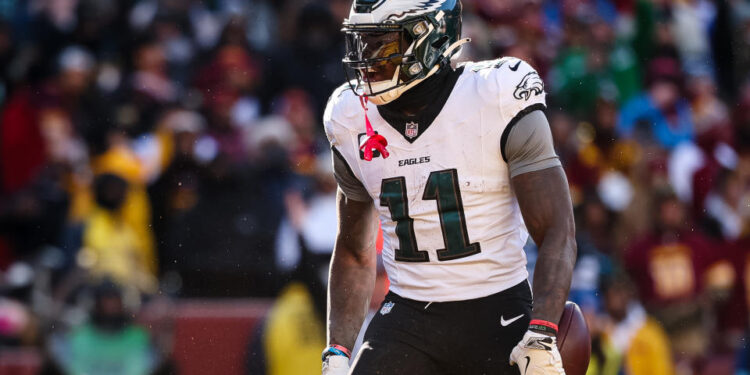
[380, 301, 395, 315]
[405, 122, 418, 139]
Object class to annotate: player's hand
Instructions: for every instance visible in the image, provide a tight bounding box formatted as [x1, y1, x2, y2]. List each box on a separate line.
[322, 355, 349, 375]
[509, 330, 565, 375]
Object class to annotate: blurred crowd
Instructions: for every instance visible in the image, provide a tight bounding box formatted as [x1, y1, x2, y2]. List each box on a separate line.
[0, 0, 749, 374]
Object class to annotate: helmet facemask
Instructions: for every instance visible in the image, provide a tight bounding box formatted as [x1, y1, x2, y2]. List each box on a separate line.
[343, 12, 455, 105]
[343, 27, 411, 94]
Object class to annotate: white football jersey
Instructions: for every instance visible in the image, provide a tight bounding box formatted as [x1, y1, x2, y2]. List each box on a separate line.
[324, 58, 547, 302]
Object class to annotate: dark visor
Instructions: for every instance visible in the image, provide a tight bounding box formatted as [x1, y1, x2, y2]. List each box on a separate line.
[343, 29, 404, 68]
[342, 25, 418, 96]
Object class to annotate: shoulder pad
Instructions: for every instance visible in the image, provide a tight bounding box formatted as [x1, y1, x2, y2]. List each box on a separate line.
[456, 58, 514, 103]
[323, 82, 361, 124]
[460, 57, 545, 111]
[323, 82, 362, 146]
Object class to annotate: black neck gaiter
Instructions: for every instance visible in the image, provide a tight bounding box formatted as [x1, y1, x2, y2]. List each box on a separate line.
[376, 64, 464, 143]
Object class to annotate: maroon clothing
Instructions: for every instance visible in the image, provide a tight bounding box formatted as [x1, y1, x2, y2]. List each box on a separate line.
[692, 157, 721, 218]
[0, 88, 45, 194]
[624, 231, 720, 307]
[717, 237, 750, 333]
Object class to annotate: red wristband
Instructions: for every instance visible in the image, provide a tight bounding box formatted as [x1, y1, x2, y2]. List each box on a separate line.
[529, 319, 559, 332]
[330, 344, 351, 358]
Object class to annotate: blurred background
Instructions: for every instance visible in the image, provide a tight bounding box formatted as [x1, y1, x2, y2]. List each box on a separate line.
[0, 0, 748, 374]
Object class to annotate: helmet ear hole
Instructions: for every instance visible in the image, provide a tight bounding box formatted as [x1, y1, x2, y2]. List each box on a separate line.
[431, 35, 449, 49]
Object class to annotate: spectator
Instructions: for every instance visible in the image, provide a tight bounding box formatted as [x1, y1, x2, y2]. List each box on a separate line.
[195, 45, 261, 165]
[588, 271, 675, 375]
[687, 75, 729, 137]
[623, 190, 720, 366]
[80, 174, 157, 296]
[566, 98, 641, 199]
[550, 16, 640, 117]
[50, 281, 158, 375]
[618, 67, 694, 150]
[264, 2, 343, 116]
[714, 234, 750, 351]
[0, 263, 37, 347]
[703, 169, 746, 241]
[273, 88, 327, 176]
[148, 109, 210, 275]
[275, 152, 337, 273]
[669, 0, 716, 78]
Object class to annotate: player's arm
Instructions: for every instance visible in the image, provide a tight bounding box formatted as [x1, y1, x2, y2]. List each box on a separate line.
[323, 149, 378, 374]
[327, 189, 377, 348]
[505, 110, 575, 374]
[506, 110, 576, 324]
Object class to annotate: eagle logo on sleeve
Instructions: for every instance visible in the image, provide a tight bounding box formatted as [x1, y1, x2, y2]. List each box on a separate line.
[513, 71, 544, 101]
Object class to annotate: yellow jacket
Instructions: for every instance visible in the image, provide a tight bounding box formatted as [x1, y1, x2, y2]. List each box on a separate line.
[264, 283, 326, 375]
[590, 314, 675, 375]
[81, 208, 157, 293]
[623, 318, 674, 375]
[75, 143, 157, 275]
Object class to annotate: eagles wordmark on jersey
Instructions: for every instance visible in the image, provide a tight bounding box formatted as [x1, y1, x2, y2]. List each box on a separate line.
[324, 57, 546, 302]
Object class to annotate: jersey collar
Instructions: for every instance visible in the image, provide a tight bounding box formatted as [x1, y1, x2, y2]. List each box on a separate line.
[376, 66, 464, 143]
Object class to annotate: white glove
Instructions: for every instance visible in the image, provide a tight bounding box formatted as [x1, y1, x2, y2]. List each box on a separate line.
[322, 355, 349, 375]
[510, 330, 565, 375]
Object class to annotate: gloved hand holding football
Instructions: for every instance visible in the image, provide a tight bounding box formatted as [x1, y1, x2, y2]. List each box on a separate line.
[510, 330, 565, 375]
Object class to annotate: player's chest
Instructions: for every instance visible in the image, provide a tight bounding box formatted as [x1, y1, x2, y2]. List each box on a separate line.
[350, 107, 507, 200]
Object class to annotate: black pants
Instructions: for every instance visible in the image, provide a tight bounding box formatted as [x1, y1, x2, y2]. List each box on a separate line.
[350, 281, 532, 375]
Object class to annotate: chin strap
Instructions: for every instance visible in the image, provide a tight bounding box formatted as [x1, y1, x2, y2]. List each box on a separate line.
[359, 96, 389, 161]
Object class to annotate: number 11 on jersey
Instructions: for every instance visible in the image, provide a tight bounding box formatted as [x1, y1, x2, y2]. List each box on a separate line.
[380, 169, 481, 262]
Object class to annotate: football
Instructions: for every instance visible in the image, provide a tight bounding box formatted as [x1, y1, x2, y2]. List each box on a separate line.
[557, 301, 591, 375]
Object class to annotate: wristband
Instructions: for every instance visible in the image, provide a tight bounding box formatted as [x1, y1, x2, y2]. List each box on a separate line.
[529, 319, 558, 335]
[322, 345, 351, 361]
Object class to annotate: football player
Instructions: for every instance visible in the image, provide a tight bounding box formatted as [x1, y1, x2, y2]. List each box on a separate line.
[321, 1, 575, 374]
